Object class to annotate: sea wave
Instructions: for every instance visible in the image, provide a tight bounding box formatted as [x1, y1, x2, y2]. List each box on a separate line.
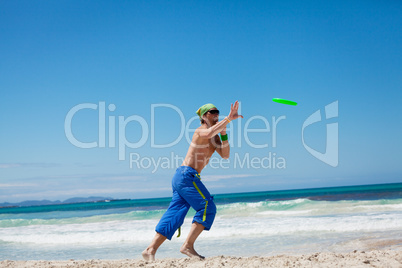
[1, 210, 401, 245]
[216, 198, 402, 217]
[1, 198, 402, 245]
[1, 198, 402, 228]
[0, 210, 165, 228]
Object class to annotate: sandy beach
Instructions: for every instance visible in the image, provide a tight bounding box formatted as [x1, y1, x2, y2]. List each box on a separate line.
[1, 249, 401, 268]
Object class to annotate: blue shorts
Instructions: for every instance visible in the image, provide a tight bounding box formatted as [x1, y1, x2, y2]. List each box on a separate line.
[155, 166, 216, 240]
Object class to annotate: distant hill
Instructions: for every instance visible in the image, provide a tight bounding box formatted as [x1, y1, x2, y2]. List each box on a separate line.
[62, 196, 113, 204]
[0, 196, 113, 208]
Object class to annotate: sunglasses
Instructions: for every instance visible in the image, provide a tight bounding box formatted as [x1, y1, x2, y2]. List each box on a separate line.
[207, 109, 220, 115]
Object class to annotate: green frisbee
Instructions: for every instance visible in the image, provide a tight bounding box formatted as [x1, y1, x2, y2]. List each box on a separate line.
[272, 98, 298, 106]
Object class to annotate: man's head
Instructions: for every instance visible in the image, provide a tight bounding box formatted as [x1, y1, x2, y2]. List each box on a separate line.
[196, 103, 220, 125]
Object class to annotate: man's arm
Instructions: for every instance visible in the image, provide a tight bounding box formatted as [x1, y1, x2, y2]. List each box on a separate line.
[215, 129, 230, 159]
[198, 117, 230, 139]
[198, 101, 243, 139]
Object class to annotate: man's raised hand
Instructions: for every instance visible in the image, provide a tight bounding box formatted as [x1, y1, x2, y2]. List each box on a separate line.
[228, 101, 243, 121]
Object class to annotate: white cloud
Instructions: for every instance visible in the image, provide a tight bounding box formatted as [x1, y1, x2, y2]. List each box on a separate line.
[202, 174, 257, 182]
[0, 163, 60, 169]
[0, 164, 21, 168]
[0, 183, 37, 188]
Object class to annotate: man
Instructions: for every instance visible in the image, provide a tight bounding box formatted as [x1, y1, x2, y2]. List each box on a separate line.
[142, 101, 243, 261]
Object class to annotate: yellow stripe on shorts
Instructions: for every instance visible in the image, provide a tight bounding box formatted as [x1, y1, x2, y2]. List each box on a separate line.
[192, 181, 208, 222]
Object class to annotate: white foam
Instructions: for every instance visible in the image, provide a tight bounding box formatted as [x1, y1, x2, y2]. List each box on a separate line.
[0, 219, 158, 244]
[256, 210, 313, 216]
[1, 210, 402, 245]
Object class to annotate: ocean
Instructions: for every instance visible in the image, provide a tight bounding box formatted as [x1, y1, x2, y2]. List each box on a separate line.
[1, 183, 402, 261]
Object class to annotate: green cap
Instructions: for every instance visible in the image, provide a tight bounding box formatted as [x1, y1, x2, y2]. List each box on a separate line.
[196, 103, 217, 118]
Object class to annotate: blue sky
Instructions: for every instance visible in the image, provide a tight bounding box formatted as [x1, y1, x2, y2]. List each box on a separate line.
[1, 0, 401, 202]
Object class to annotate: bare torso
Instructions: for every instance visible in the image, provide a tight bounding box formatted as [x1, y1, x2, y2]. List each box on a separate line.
[182, 124, 221, 173]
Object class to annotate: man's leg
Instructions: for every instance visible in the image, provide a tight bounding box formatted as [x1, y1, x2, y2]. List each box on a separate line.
[180, 221, 205, 258]
[176, 176, 216, 258]
[155, 190, 190, 240]
[142, 232, 166, 261]
[143, 190, 190, 261]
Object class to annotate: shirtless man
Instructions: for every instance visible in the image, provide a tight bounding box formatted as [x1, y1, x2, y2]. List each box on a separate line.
[142, 101, 243, 261]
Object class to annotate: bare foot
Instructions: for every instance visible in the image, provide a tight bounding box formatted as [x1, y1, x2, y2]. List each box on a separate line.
[180, 244, 205, 259]
[142, 249, 155, 262]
